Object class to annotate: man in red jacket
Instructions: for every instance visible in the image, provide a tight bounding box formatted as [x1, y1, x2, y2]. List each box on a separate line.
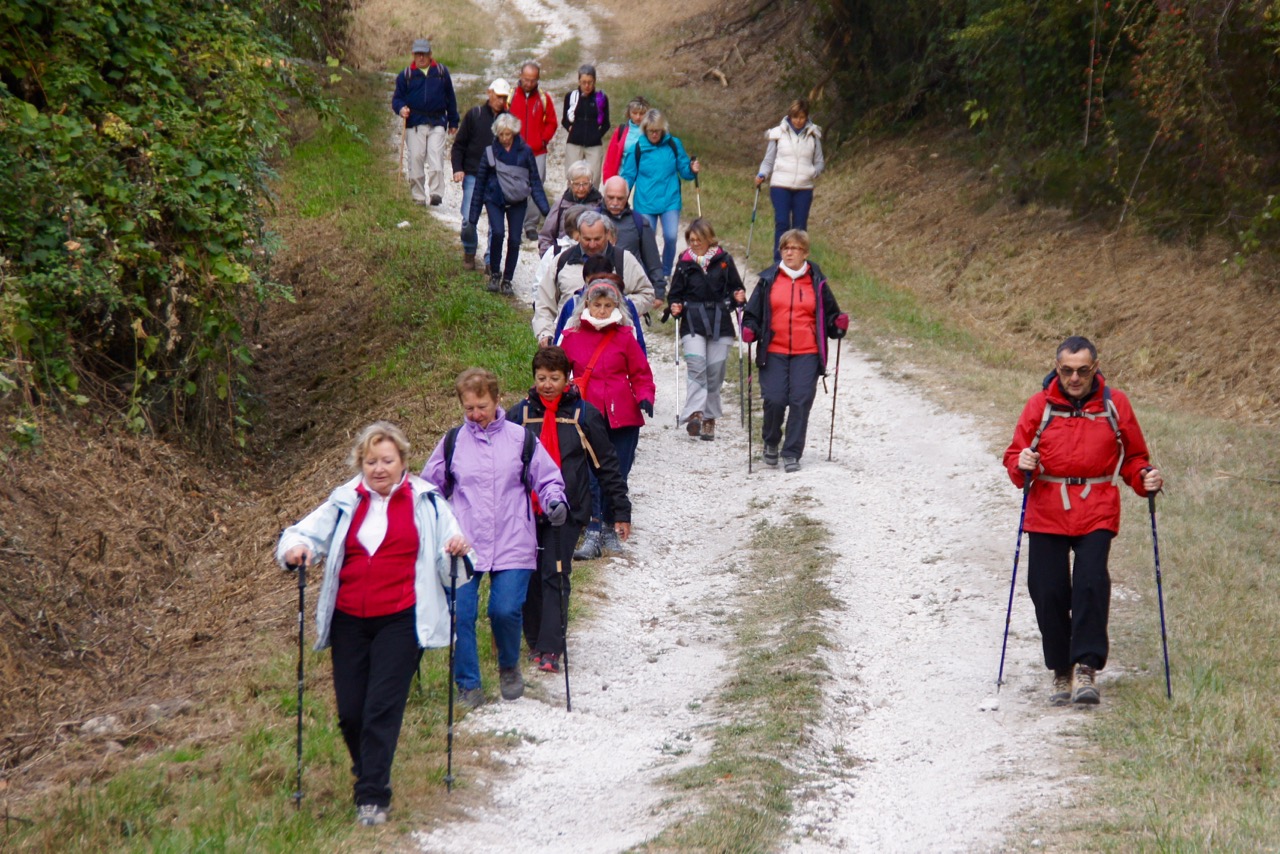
[1003, 336, 1163, 706]
[511, 60, 558, 241]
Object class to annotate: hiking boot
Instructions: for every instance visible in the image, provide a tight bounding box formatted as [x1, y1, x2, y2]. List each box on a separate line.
[486, 274, 501, 293]
[700, 418, 716, 441]
[500, 278, 515, 296]
[458, 686, 485, 710]
[499, 666, 525, 700]
[574, 528, 603, 560]
[1072, 663, 1100, 705]
[429, 194, 442, 206]
[685, 411, 703, 437]
[463, 253, 477, 271]
[356, 804, 389, 826]
[1050, 669, 1073, 706]
[763, 444, 779, 466]
[528, 649, 543, 668]
[524, 225, 539, 242]
[783, 457, 801, 473]
[538, 652, 561, 673]
[601, 527, 623, 554]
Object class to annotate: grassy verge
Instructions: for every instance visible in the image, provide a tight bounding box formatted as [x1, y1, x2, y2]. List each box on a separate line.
[641, 508, 836, 853]
[610, 40, 1280, 853]
[2, 72, 543, 852]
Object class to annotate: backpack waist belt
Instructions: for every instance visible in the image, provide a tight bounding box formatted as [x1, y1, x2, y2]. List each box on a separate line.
[1035, 474, 1117, 510]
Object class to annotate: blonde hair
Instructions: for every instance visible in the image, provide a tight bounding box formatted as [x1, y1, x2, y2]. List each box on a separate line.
[778, 228, 810, 252]
[455, 367, 500, 403]
[348, 421, 410, 470]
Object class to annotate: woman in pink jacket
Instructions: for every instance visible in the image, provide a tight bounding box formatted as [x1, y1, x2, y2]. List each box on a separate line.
[559, 274, 655, 559]
[421, 368, 567, 708]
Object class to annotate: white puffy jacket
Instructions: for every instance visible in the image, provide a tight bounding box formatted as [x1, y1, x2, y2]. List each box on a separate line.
[758, 117, 824, 190]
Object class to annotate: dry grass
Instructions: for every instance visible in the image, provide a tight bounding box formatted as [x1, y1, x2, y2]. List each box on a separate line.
[346, 0, 503, 74]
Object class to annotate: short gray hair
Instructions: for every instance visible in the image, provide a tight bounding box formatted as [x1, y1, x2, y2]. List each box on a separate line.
[640, 109, 667, 135]
[567, 160, 593, 184]
[348, 421, 410, 471]
[576, 210, 614, 238]
[492, 112, 522, 136]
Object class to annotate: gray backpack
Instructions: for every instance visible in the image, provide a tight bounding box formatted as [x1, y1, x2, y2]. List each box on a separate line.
[486, 146, 531, 205]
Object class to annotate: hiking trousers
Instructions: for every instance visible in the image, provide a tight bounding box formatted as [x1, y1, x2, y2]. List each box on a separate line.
[565, 143, 603, 187]
[759, 352, 821, 460]
[406, 124, 447, 202]
[524, 522, 581, 655]
[329, 606, 420, 809]
[1027, 529, 1114, 672]
[451, 567, 533, 691]
[484, 200, 528, 282]
[522, 153, 548, 234]
[681, 333, 732, 422]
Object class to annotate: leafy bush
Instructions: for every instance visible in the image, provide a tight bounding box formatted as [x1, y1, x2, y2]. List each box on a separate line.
[0, 0, 347, 443]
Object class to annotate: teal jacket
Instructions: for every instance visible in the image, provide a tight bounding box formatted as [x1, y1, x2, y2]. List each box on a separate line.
[620, 132, 695, 215]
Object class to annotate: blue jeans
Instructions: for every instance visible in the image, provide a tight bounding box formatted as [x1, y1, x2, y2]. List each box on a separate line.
[451, 568, 533, 690]
[485, 200, 528, 281]
[770, 187, 814, 261]
[588, 425, 640, 528]
[460, 174, 478, 254]
[641, 209, 682, 278]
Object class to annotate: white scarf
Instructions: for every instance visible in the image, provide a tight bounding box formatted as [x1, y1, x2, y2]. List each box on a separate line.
[582, 307, 623, 329]
[779, 261, 809, 279]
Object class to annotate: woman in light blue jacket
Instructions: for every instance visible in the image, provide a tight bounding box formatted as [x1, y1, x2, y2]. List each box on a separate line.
[277, 421, 472, 827]
[620, 108, 701, 278]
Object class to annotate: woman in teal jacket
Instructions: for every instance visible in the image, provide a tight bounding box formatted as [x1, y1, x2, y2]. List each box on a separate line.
[620, 108, 700, 278]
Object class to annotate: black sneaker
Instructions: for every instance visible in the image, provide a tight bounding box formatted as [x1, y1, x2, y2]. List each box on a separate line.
[763, 444, 779, 466]
[458, 686, 485, 710]
[430, 194, 442, 206]
[1072, 664, 1100, 704]
[499, 666, 525, 700]
[538, 652, 560, 673]
[500, 278, 515, 296]
[524, 226, 539, 242]
[486, 274, 500, 293]
[1050, 669, 1073, 706]
[574, 529, 603, 560]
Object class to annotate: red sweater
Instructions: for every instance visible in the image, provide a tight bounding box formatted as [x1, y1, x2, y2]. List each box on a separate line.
[766, 270, 819, 356]
[336, 479, 419, 617]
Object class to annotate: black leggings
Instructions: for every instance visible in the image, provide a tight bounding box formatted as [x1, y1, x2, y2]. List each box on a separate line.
[1027, 529, 1114, 672]
[523, 522, 580, 655]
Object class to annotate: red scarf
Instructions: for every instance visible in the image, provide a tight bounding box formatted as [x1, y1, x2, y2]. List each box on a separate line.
[409, 59, 438, 72]
[530, 393, 563, 515]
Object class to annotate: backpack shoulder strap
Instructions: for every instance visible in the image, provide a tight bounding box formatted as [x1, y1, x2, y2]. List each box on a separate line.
[569, 401, 600, 468]
[520, 428, 536, 490]
[442, 426, 461, 498]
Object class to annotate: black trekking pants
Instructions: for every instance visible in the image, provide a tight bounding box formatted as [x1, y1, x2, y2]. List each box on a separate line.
[524, 522, 580, 656]
[1027, 529, 1114, 673]
[329, 606, 420, 808]
[759, 352, 821, 460]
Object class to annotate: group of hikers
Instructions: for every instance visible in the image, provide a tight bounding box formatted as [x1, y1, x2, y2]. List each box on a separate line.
[279, 40, 1165, 828]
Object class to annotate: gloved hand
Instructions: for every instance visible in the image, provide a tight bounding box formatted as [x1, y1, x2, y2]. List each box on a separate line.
[546, 500, 568, 527]
[638, 400, 654, 418]
[741, 326, 756, 344]
[461, 222, 477, 244]
[834, 313, 850, 332]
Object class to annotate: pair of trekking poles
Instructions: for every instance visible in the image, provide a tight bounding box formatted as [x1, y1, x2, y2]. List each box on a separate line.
[286, 531, 574, 803]
[996, 479, 1172, 700]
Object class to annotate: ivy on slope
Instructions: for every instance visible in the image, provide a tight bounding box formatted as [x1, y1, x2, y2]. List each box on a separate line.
[0, 0, 345, 442]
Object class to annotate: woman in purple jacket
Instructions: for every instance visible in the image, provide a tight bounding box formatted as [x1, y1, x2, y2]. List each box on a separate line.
[422, 368, 567, 708]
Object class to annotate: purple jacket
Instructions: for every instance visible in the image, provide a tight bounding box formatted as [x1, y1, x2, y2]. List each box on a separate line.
[421, 408, 566, 572]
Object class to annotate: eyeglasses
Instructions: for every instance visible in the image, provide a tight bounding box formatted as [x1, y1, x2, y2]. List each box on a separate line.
[1056, 364, 1096, 379]
[570, 180, 592, 188]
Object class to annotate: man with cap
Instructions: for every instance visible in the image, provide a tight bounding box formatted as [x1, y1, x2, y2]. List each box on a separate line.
[452, 79, 512, 271]
[392, 39, 459, 206]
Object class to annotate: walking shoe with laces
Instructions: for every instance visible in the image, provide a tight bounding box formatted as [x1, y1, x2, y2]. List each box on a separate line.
[700, 418, 716, 441]
[463, 253, 477, 271]
[356, 804, 389, 826]
[486, 274, 501, 293]
[1072, 663, 1100, 705]
[538, 652, 561, 673]
[500, 278, 515, 296]
[499, 666, 525, 700]
[1050, 669, 1073, 706]
[763, 444, 779, 466]
[601, 527, 623, 554]
[685, 411, 703, 437]
[457, 685, 485, 710]
[574, 528, 603, 560]
[783, 457, 801, 473]
[528, 649, 543, 667]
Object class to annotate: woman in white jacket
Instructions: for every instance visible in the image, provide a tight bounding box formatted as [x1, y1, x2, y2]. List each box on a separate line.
[277, 421, 472, 828]
[755, 98, 825, 263]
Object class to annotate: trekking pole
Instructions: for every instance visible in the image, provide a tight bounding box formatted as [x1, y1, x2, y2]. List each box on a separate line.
[1148, 493, 1173, 700]
[996, 475, 1031, 692]
[746, 184, 761, 262]
[674, 315, 682, 428]
[399, 117, 407, 183]
[746, 342, 754, 474]
[288, 560, 307, 810]
[736, 307, 746, 428]
[827, 338, 842, 462]
[445, 555, 459, 790]
[692, 157, 701, 218]
[554, 526, 571, 712]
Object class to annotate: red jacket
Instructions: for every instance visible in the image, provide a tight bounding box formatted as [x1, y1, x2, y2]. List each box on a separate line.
[560, 323, 655, 429]
[602, 124, 630, 181]
[511, 86, 558, 157]
[1003, 374, 1153, 536]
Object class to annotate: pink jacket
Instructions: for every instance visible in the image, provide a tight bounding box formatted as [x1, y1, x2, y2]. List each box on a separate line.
[561, 324, 656, 429]
[421, 410, 566, 572]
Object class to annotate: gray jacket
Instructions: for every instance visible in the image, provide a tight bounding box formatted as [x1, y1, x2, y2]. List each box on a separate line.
[602, 205, 666, 299]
